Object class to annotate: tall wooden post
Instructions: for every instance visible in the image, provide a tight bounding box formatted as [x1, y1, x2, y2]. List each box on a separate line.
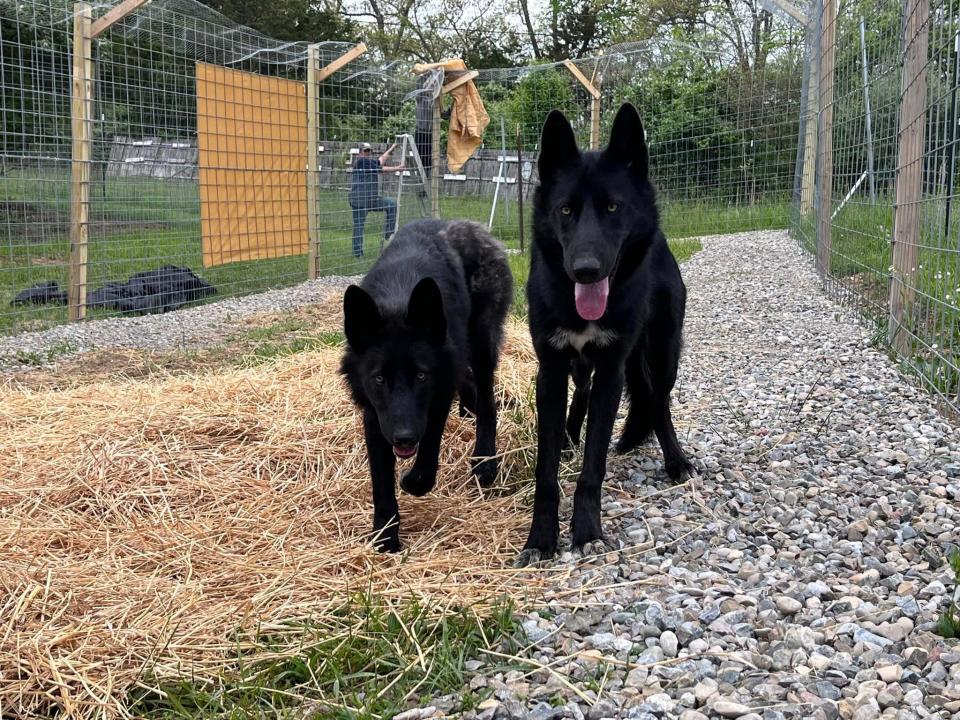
[563, 59, 601, 149]
[306, 44, 320, 279]
[68, 2, 93, 321]
[889, 0, 930, 354]
[800, 42, 820, 216]
[816, 0, 837, 275]
[431, 97, 441, 218]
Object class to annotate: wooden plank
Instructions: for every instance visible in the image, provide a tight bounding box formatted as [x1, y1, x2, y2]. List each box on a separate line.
[590, 96, 601, 150]
[431, 97, 441, 217]
[562, 59, 600, 99]
[816, 0, 837, 275]
[889, 0, 930, 355]
[68, 2, 93, 321]
[316, 42, 367, 83]
[90, 0, 148, 38]
[800, 45, 819, 215]
[767, 0, 808, 25]
[306, 45, 320, 280]
[441, 70, 478, 95]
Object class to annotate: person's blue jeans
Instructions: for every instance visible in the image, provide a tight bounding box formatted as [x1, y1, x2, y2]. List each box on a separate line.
[350, 196, 397, 257]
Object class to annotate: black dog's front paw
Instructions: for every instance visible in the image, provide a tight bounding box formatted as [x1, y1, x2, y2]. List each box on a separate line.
[570, 502, 603, 550]
[371, 516, 401, 553]
[516, 516, 559, 567]
[400, 465, 437, 496]
[471, 455, 498, 488]
[561, 432, 580, 453]
[664, 456, 694, 481]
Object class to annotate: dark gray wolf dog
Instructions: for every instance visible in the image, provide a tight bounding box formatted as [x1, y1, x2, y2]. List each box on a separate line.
[341, 219, 513, 552]
[518, 103, 692, 565]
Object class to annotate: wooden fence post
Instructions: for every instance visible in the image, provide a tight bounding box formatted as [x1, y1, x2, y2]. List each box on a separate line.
[306, 44, 320, 280]
[431, 97, 441, 218]
[68, 2, 93, 321]
[889, 0, 930, 354]
[800, 41, 819, 216]
[816, 0, 837, 275]
[563, 59, 601, 149]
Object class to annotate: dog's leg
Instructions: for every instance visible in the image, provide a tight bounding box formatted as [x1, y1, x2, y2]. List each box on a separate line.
[364, 409, 400, 552]
[563, 357, 592, 451]
[516, 358, 569, 566]
[399, 395, 451, 497]
[654, 400, 693, 480]
[459, 368, 478, 417]
[570, 358, 625, 550]
[616, 347, 654, 454]
[469, 347, 499, 488]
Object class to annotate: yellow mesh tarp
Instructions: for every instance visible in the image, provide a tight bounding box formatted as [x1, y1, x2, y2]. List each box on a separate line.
[196, 63, 307, 267]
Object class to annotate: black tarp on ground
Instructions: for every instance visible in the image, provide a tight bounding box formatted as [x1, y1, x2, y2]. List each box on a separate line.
[11, 281, 68, 306]
[10, 266, 216, 314]
[86, 266, 216, 314]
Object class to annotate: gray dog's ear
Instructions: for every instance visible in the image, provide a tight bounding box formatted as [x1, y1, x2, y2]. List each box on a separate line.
[538, 109, 580, 186]
[343, 285, 382, 351]
[406, 277, 446, 344]
[604, 103, 648, 180]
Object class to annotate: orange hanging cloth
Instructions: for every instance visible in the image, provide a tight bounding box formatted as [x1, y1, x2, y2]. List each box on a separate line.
[412, 59, 489, 173]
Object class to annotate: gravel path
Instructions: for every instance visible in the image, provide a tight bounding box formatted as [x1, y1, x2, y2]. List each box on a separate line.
[0, 275, 359, 369]
[435, 230, 960, 720]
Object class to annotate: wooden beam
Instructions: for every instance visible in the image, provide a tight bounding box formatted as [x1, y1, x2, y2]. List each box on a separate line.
[816, 0, 837, 276]
[69, 2, 93, 321]
[766, 0, 808, 25]
[800, 47, 819, 215]
[889, 0, 930, 355]
[91, 0, 149, 38]
[563, 59, 600, 99]
[441, 70, 478, 95]
[306, 45, 320, 280]
[431, 97, 441, 217]
[316, 42, 367, 83]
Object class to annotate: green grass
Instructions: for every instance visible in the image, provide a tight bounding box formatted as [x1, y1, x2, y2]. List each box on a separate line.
[2, 170, 773, 335]
[936, 548, 960, 639]
[131, 594, 517, 719]
[798, 199, 959, 403]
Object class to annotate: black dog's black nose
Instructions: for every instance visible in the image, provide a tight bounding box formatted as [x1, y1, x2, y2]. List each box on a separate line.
[393, 431, 418, 448]
[572, 256, 602, 284]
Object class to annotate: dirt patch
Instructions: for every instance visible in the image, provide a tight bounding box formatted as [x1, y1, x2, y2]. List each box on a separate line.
[0, 200, 172, 243]
[3, 295, 348, 390]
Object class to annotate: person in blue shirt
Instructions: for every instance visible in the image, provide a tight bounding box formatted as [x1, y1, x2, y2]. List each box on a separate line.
[349, 142, 404, 257]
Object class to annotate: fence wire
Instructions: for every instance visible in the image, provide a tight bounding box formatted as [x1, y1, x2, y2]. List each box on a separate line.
[2, 0, 804, 337]
[795, 0, 960, 413]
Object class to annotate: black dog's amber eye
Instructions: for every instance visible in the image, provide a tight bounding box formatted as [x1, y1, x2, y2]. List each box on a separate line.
[560, 206, 572, 215]
[607, 203, 619, 212]
[374, 375, 384, 385]
[416, 372, 426, 382]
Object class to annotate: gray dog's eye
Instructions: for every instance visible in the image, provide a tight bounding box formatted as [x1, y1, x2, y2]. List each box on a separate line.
[416, 372, 426, 382]
[607, 203, 619, 212]
[374, 375, 385, 385]
[560, 206, 572, 215]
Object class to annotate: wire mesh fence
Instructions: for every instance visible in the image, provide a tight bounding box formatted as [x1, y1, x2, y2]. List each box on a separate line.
[1, 0, 805, 336]
[794, 0, 960, 413]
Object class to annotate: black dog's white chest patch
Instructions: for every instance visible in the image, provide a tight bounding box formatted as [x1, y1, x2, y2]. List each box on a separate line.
[548, 324, 618, 353]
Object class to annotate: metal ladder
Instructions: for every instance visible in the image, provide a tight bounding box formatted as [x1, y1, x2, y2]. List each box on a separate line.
[383, 133, 430, 252]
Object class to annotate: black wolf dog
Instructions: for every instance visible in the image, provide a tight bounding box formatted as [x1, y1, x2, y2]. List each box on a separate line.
[341, 219, 513, 552]
[517, 103, 692, 565]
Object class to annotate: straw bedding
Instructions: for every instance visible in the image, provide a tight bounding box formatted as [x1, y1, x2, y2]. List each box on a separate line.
[0, 315, 542, 718]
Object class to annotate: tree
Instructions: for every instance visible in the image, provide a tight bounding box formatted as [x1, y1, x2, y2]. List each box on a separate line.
[197, 0, 359, 43]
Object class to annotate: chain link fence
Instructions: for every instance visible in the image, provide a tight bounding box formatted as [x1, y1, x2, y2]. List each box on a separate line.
[794, 0, 960, 413]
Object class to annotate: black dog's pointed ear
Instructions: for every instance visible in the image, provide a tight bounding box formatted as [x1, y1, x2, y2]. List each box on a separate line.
[343, 285, 382, 351]
[538, 109, 580, 185]
[604, 103, 648, 180]
[406, 277, 446, 344]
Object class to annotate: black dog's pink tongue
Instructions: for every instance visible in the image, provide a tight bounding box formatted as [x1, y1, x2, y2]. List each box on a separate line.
[575, 278, 609, 320]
